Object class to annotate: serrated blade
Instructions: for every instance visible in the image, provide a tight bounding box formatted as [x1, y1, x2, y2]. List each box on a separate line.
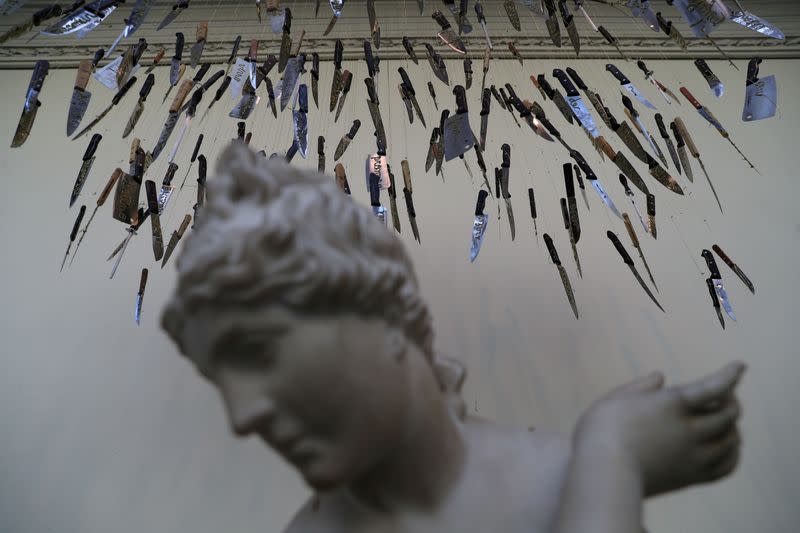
[613, 152, 649, 195]
[122, 100, 145, 139]
[69, 157, 95, 208]
[67, 88, 92, 136]
[556, 264, 579, 319]
[152, 111, 181, 160]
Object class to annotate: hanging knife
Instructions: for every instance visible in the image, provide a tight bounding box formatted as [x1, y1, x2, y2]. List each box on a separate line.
[265, 77, 278, 118]
[608, 231, 664, 312]
[563, 162, 580, 242]
[428, 81, 439, 110]
[402, 36, 419, 63]
[277, 6, 292, 73]
[542, 0, 561, 47]
[473, 144, 492, 192]
[498, 144, 515, 240]
[670, 121, 694, 183]
[655, 114, 681, 175]
[368, 163, 387, 226]
[424, 43, 450, 86]
[244, 39, 259, 91]
[702, 249, 736, 321]
[367, 0, 380, 48]
[474, 2, 492, 49]
[674, 114, 722, 208]
[480, 47, 490, 94]
[178, 134, 203, 190]
[595, 136, 651, 196]
[621, 94, 666, 165]
[67, 57, 97, 136]
[742, 57, 777, 122]
[1, 3, 61, 44]
[292, 84, 309, 158]
[553, 68, 599, 138]
[463, 58, 473, 90]
[398, 67, 426, 127]
[334, 163, 351, 195]
[72, 74, 136, 141]
[143, 47, 165, 75]
[479, 88, 491, 150]
[145, 179, 164, 260]
[560, 198, 582, 277]
[728, 0, 784, 39]
[655, 11, 687, 50]
[333, 120, 360, 162]
[618, 173, 649, 234]
[329, 39, 344, 112]
[636, 60, 679, 105]
[113, 147, 144, 225]
[107, 207, 148, 279]
[527, 187, 538, 238]
[503, 0, 521, 31]
[364, 39, 378, 83]
[565, 67, 611, 128]
[387, 163, 401, 233]
[40, 1, 120, 40]
[538, 74, 573, 125]
[498, 88, 521, 128]
[317, 136, 326, 173]
[604, 105, 648, 165]
[399, 84, 414, 123]
[158, 1, 189, 30]
[68, 133, 102, 208]
[157, 162, 179, 215]
[515, 98, 555, 143]
[11, 60, 49, 148]
[59, 205, 86, 272]
[402, 160, 421, 243]
[470, 190, 490, 262]
[189, 21, 208, 68]
[425, 129, 438, 172]
[622, 212, 657, 291]
[162, 214, 192, 269]
[432, 9, 467, 54]
[713, 244, 755, 294]
[530, 75, 548, 101]
[680, 87, 758, 173]
[310, 52, 320, 109]
[334, 70, 352, 122]
[571, 149, 622, 219]
[70, 168, 121, 266]
[195, 154, 206, 211]
[646, 193, 657, 239]
[568, 164, 588, 211]
[508, 42, 523, 66]
[694, 58, 724, 98]
[365, 78, 387, 151]
[225, 35, 242, 76]
[706, 277, 725, 329]
[134, 268, 148, 325]
[559, 0, 579, 55]
[152, 79, 192, 160]
[543, 233, 578, 319]
[607, 63, 656, 111]
[435, 120, 446, 177]
[122, 72, 155, 139]
[597, 25, 627, 60]
[444, 85, 477, 161]
[169, 32, 185, 86]
[105, 0, 156, 57]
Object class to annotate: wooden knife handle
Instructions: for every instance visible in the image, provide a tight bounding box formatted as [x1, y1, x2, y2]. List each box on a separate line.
[401, 160, 412, 192]
[177, 214, 192, 237]
[290, 29, 305, 56]
[99, 169, 123, 206]
[138, 268, 149, 294]
[679, 86, 702, 109]
[75, 59, 93, 90]
[266, 0, 279, 11]
[129, 138, 141, 164]
[595, 135, 617, 160]
[622, 213, 639, 248]
[674, 117, 699, 157]
[248, 39, 259, 60]
[170, 79, 193, 113]
[624, 109, 642, 134]
[712, 244, 736, 269]
[151, 47, 166, 65]
[196, 21, 208, 41]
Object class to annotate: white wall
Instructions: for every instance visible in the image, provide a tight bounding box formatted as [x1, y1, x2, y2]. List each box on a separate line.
[1, 57, 798, 532]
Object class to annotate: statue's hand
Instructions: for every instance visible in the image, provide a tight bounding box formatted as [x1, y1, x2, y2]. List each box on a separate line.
[574, 362, 746, 497]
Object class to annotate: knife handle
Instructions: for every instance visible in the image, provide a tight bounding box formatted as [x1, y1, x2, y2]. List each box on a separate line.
[679, 87, 702, 109]
[693, 58, 715, 81]
[543, 233, 561, 265]
[291, 29, 306, 57]
[622, 213, 639, 248]
[655, 12, 671, 35]
[150, 47, 165, 66]
[98, 169, 122, 206]
[139, 268, 149, 294]
[247, 39, 259, 61]
[398, 159, 412, 192]
[636, 59, 652, 76]
[504, 83, 520, 103]
[571, 150, 596, 180]
[311, 52, 320, 77]
[539, 116, 561, 139]
[70, 206, 87, 241]
[596, 136, 617, 160]
[537, 75, 555, 99]
[706, 277, 721, 310]
[552, 68, 578, 97]
[91, 47, 106, 67]
[129, 138, 141, 164]
[196, 21, 208, 41]
[453, 85, 468, 114]
[140, 73, 156, 100]
[83, 133, 102, 161]
[482, 46, 491, 71]
[237, 121, 246, 140]
[428, 81, 437, 99]
[227, 35, 242, 64]
[186, 135, 202, 164]
[164, 162, 179, 186]
[177, 214, 192, 237]
[403, 187, 417, 217]
[501, 144, 511, 168]
[480, 88, 491, 115]
[75, 59, 93, 90]
[170, 79, 193, 112]
[669, 121, 685, 148]
[605, 63, 630, 85]
[398, 67, 414, 93]
[702, 249, 722, 279]
[560, 198, 570, 230]
[566, 67, 588, 91]
[527, 188, 537, 219]
[558, 0, 573, 22]
[647, 193, 656, 217]
[598, 25, 617, 45]
[712, 244, 737, 270]
[573, 164, 584, 188]
[111, 75, 136, 106]
[317, 135, 325, 154]
[494, 169, 501, 199]
[145, 179, 159, 213]
[673, 118, 699, 156]
[174, 32, 185, 59]
[341, 70, 353, 93]
[386, 163, 397, 197]
[475, 189, 489, 216]
[33, 4, 62, 26]
[607, 231, 634, 265]
[431, 10, 451, 30]
[464, 57, 472, 74]
[654, 114, 670, 139]
[369, 173, 381, 206]
[334, 164, 350, 194]
[746, 57, 762, 86]
[334, 39, 343, 67]
[192, 62, 211, 84]
[474, 2, 486, 23]
[498, 87, 510, 108]
[365, 77, 378, 104]
[283, 6, 292, 31]
[198, 154, 207, 181]
[619, 173, 633, 194]
[201, 70, 225, 92]
[347, 119, 361, 139]
[621, 94, 638, 117]
[439, 109, 450, 132]
[134, 149, 146, 178]
[563, 163, 575, 197]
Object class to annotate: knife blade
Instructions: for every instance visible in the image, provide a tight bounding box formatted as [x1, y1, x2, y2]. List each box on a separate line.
[498, 144, 515, 240]
[432, 9, 466, 54]
[387, 163, 401, 233]
[559, 0, 580, 55]
[11, 60, 49, 148]
[621, 94, 665, 165]
[560, 198, 581, 277]
[607, 63, 657, 110]
[200, 75, 231, 121]
[158, 162, 179, 214]
[162, 214, 192, 269]
[317, 136, 325, 173]
[329, 39, 344, 112]
[399, 84, 414, 123]
[636, 60, 680, 105]
[264, 77, 278, 118]
[428, 81, 439, 110]
[398, 161, 420, 242]
[424, 43, 450, 85]
[334, 70, 352, 122]
[498, 88, 521, 128]
[145, 180, 164, 261]
[152, 79, 192, 160]
[526, 187, 538, 238]
[122, 72, 155, 138]
[655, 114, 681, 175]
[618, 173, 649, 235]
[470, 190, 490, 262]
[538, 74, 573, 125]
[398, 67, 426, 127]
[106, 0, 155, 57]
[170, 32, 184, 86]
[444, 85, 477, 161]
[462, 57, 474, 90]
[310, 52, 320, 109]
[72, 74, 136, 141]
[713, 244, 755, 294]
[189, 21, 208, 68]
[542, 0, 562, 47]
[158, 1, 189, 31]
[516, 98, 555, 143]
[60, 205, 87, 272]
[706, 277, 725, 329]
[69, 133, 102, 208]
[568, 164, 587, 212]
[743, 57, 777, 122]
[334, 163, 351, 195]
[40, 1, 119, 40]
[425, 129, 438, 172]
[67, 59, 95, 136]
[224, 35, 242, 76]
[479, 88, 491, 150]
[365, 78, 387, 150]
[367, 0, 380, 48]
[694, 58, 724, 98]
[646, 193, 657, 239]
[729, 2, 784, 39]
[565, 67, 612, 128]
[334, 119, 360, 162]
[571, 149, 622, 220]
[608, 231, 664, 312]
[655, 11, 688, 49]
[543, 233, 578, 319]
[507, 42, 523, 66]
[670, 121, 694, 183]
[622, 212, 657, 291]
[244, 39, 259, 91]
[280, 53, 305, 112]
[292, 84, 309, 158]
[503, 0, 521, 31]
[402, 36, 419, 63]
[474, 2, 492, 49]
[702, 249, 735, 321]
[595, 135, 651, 196]
[134, 268, 148, 325]
[278, 6, 292, 72]
[605, 106, 649, 164]
[553, 68, 599, 138]
[70, 168, 121, 266]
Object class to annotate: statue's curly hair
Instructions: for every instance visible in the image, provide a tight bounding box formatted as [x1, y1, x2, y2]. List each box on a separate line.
[161, 143, 436, 367]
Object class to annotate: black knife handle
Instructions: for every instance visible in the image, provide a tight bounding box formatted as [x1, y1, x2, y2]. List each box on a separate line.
[565, 67, 588, 91]
[83, 133, 102, 161]
[215, 76, 231, 100]
[227, 35, 242, 64]
[174, 32, 185, 59]
[637, 59, 652, 76]
[198, 154, 207, 181]
[573, 164, 584, 189]
[431, 10, 451, 30]
[646, 193, 656, 217]
[283, 6, 292, 32]
[475, 189, 489, 216]
[537, 75, 555, 99]
[598, 25, 617, 44]
[453, 85, 468, 114]
[348, 119, 361, 138]
[311, 52, 320, 77]
[570, 150, 596, 180]
[368, 173, 380, 206]
[655, 12, 671, 35]
[560, 198, 571, 230]
[504, 83, 520, 103]
[92, 48, 105, 67]
[543, 233, 561, 265]
[403, 187, 417, 217]
[112, 76, 137, 105]
[201, 69, 224, 92]
[605, 63, 630, 85]
[365, 77, 378, 103]
[163, 162, 179, 186]
[693, 58, 716, 81]
[746, 57, 762, 86]
[140, 73, 156, 99]
[237, 121, 245, 140]
[498, 87, 510, 108]
[563, 163, 575, 197]
[439, 109, 450, 132]
[480, 88, 491, 115]
[619, 173, 633, 194]
[188, 134, 204, 163]
[27, 60, 50, 95]
[317, 136, 325, 154]
[334, 39, 343, 67]
[552, 68, 578, 97]
[654, 113, 669, 139]
[375, 130, 387, 156]
[706, 277, 721, 310]
[187, 87, 203, 114]
[398, 67, 414, 93]
[192, 63, 210, 84]
[363, 40, 375, 75]
[528, 188, 537, 219]
[501, 144, 511, 169]
[145, 179, 159, 213]
[70, 205, 87, 241]
[669, 121, 685, 148]
[494, 168, 501, 199]
[464, 57, 473, 74]
[621, 94, 638, 117]
[387, 164, 397, 198]
[607, 231, 634, 265]
[427, 80, 436, 99]
[474, 1, 486, 23]
[539, 116, 561, 139]
[341, 70, 353, 93]
[702, 249, 722, 279]
[558, 0, 573, 22]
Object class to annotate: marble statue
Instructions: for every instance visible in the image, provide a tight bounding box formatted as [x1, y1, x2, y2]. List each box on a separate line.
[162, 143, 745, 533]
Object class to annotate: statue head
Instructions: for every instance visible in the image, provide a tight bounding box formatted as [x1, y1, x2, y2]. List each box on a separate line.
[162, 144, 465, 491]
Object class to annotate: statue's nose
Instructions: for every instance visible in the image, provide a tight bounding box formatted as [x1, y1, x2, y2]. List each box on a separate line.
[218, 374, 275, 437]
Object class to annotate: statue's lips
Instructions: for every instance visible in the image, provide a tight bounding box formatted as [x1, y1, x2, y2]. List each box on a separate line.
[265, 433, 314, 464]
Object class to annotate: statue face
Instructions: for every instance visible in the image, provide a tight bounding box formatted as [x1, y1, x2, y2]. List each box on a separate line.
[182, 306, 417, 490]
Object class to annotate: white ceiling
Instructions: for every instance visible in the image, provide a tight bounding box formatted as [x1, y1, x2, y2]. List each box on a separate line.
[1, 0, 798, 67]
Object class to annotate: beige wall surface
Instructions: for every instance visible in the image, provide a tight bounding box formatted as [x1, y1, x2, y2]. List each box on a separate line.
[1, 56, 798, 533]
